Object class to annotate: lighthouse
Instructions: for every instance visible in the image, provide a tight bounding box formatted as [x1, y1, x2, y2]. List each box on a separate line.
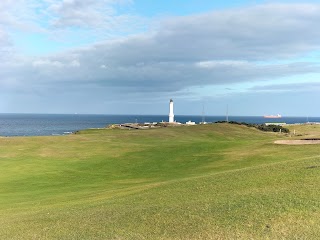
[169, 99, 174, 123]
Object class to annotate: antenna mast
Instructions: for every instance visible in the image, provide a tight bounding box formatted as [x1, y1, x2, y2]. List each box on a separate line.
[202, 103, 205, 123]
[226, 104, 229, 123]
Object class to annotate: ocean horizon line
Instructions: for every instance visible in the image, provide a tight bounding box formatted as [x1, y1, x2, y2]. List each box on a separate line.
[0, 113, 318, 118]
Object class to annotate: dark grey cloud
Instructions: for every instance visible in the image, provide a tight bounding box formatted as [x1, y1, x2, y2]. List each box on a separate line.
[18, 52, 318, 94]
[106, 3, 320, 62]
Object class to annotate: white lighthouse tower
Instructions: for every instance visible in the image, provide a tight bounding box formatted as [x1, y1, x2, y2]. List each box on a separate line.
[169, 99, 174, 123]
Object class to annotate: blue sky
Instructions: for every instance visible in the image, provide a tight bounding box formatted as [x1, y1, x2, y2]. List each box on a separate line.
[132, 0, 250, 16]
[0, 0, 320, 116]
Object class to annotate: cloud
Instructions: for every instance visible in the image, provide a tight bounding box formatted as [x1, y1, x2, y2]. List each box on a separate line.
[32, 59, 64, 67]
[20, 41, 316, 96]
[0, 1, 45, 32]
[48, 0, 121, 28]
[43, 0, 147, 43]
[195, 60, 249, 68]
[2, 2, 320, 110]
[0, 0, 146, 50]
[0, 27, 11, 46]
[140, 3, 320, 61]
[0, 28, 16, 63]
[249, 82, 320, 93]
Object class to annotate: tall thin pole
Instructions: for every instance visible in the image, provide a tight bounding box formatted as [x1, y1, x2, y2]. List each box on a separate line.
[202, 103, 205, 123]
[226, 104, 229, 123]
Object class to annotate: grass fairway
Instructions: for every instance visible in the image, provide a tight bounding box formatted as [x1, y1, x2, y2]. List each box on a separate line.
[0, 123, 320, 239]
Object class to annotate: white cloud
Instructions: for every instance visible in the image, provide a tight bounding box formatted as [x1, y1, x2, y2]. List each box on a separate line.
[48, 0, 114, 28]
[44, 0, 145, 40]
[70, 60, 80, 67]
[32, 59, 64, 67]
[0, 1, 45, 32]
[195, 60, 249, 69]
[0, 0, 147, 55]
[0, 27, 11, 46]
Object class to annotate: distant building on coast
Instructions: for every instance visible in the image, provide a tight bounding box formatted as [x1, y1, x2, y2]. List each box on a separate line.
[186, 120, 196, 125]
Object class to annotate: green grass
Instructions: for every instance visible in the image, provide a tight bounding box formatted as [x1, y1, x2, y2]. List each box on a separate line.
[0, 123, 320, 239]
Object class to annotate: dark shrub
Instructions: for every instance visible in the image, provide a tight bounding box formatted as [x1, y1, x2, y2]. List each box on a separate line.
[214, 121, 290, 133]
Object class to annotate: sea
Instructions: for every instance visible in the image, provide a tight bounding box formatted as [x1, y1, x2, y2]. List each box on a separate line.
[0, 113, 318, 137]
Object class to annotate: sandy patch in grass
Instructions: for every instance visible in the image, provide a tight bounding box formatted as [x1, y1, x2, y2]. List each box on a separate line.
[275, 140, 320, 145]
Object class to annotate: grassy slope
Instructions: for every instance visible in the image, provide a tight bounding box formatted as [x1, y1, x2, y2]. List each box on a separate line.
[0, 124, 319, 239]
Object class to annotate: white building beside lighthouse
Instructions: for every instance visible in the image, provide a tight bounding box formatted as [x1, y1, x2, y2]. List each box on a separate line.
[169, 99, 174, 123]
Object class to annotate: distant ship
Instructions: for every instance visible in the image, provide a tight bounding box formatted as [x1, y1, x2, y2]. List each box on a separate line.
[264, 114, 282, 119]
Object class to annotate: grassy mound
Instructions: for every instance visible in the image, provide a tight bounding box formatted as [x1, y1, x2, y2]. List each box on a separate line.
[0, 123, 319, 239]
